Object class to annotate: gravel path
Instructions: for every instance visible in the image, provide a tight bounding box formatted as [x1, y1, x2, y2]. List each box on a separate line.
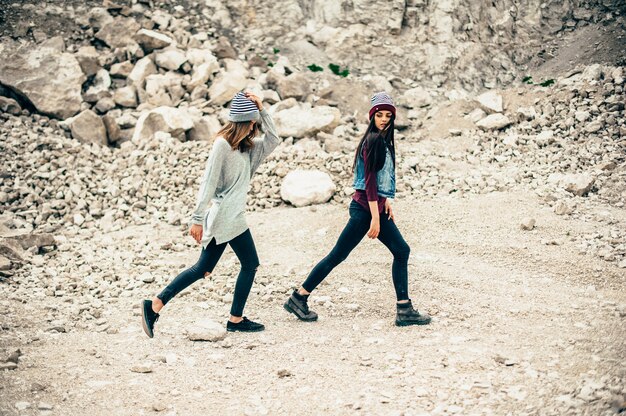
[1, 192, 624, 415]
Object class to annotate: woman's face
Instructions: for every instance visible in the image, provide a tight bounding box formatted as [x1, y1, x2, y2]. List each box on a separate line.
[374, 111, 392, 131]
[248, 120, 256, 134]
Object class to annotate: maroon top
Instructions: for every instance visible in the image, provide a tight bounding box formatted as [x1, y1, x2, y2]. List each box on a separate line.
[353, 144, 386, 214]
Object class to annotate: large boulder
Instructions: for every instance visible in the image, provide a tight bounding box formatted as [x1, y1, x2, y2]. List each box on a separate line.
[272, 104, 341, 138]
[208, 72, 248, 106]
[113, 86, 138, 108]
[276, 73, 310, 101]
[0, 43, 85, 119]
[132, 106, 195, 143]
[66, 110, 108, 145]
[74, 45, 101, 77]
[280, 170, 336, 207]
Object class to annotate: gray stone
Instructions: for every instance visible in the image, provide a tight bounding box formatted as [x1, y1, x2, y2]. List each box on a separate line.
[67, 110, 108, 145]
[132, 107, 195, 143]
[110, 61, 134, 78]
[0, 96, 21, 115]
[95, 17, 141, 49]
[75, 46, 101, 77]
[102, 114, 122, 142]
[0, 44, 85, 119]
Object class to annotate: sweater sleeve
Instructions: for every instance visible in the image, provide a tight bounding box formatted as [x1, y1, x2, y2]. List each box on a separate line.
[362, 145, 379, 202]
[190, 139, 227, 225]
[249, 108, 281, 175]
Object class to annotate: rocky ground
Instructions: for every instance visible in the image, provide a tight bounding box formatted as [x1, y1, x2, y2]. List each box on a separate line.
[1, 0, 625, 415]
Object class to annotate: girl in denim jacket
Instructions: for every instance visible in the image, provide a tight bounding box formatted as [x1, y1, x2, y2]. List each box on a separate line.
[284, 92, 431, 327]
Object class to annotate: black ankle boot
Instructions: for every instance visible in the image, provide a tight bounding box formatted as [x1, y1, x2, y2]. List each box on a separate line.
[284, 289, 318, 322]
[395, 300, 431, 326]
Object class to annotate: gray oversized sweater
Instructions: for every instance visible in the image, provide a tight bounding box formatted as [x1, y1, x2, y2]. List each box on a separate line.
[190, 109, 280, 246]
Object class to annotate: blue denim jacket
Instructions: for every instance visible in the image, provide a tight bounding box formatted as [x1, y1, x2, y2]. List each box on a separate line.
[353, 144, 396, 198]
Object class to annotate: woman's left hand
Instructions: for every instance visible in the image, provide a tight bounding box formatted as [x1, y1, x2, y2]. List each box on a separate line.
[385, 200, 395, 222]
[244, 92, 263, 111]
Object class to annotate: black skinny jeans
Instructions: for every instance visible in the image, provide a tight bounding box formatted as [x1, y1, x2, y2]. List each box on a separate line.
[302, 200, 411, 301]
[157, 229, 260, 317]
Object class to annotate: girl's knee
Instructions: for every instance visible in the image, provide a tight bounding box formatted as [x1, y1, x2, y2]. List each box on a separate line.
[394, 243, 410, 259]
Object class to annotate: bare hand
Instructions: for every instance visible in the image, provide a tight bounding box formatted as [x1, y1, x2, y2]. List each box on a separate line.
[190, 224, 203, 244]
[385, 200, 395, 222]
[244, 92, 263, 111]
[367, 218, 380, 239]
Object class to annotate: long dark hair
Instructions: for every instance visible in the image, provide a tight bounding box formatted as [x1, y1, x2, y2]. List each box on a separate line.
[353, 115, 396, 172]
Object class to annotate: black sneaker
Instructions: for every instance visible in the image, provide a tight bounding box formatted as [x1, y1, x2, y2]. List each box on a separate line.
[284, 289, 318, 322]
[395, 300, 431, 326]
[141, 299, 160, 338]
[226, 317, 265, 332]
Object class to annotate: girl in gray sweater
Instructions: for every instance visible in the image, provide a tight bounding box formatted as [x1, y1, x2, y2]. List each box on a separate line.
[141, 91, 281, 337]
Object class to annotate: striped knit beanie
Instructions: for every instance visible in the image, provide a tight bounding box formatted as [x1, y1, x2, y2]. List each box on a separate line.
[369, 92, 396, 120]
[228, 91, 260, 122]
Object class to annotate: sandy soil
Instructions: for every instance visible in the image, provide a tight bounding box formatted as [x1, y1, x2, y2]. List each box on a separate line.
[1, 191, 624, 416]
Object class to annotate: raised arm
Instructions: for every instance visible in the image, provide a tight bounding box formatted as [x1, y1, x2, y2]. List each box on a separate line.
[246, 93, 281, 174]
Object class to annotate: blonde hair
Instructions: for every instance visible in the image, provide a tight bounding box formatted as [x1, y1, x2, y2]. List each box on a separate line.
[216, 121, 259, 152]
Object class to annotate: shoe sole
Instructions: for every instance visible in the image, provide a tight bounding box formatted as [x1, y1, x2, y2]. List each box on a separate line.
[395, 319, 432, 327]
[226, 326, 265, 333]
[140, 301, 154, 338]
[283, 302, 318, 322]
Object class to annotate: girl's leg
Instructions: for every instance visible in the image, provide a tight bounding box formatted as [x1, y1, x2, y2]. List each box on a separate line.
[377, 214, 411, 302]
[227, 229, 260, 319]
[154, 238, 228, 311]
[301, 205, 370, 293]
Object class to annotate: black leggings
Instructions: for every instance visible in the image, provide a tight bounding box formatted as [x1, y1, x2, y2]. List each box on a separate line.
[157, 229, 260, 317]
[302, 200, 411, 301]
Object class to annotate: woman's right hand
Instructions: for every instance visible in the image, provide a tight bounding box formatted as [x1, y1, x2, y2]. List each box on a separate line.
[190, 224, 203, 244]
[367, 218, 380, 239]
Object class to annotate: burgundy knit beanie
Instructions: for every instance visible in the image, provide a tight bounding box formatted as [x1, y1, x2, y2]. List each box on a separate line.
[369, 92, 396, 120]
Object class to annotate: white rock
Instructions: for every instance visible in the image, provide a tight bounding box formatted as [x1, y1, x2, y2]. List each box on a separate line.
[466, 108, 486, 123]
[563, 174, 595, 196]
[280, 170, 336, 207]
[132, 107, 195, 143]
[86, 69, 112, 97]
[476, 114, 512, 130]
[399, 87, 432, 108]
[516, 106, 536, 120]
[187, 319, 227, 342]
[575, 111, 590, 122]
[113, 86, 137, 108]
[475, 90, 503, 113]
[208, 72, 248, 106]
[155, 48, 188, 71]
[584, 120, 602, 133]
[128, 57, 158, 87]
[535, 130, 555, 146]
[134, 29, 174, 50]
[520, 218, 536, 231]
[273, 104, 341, 138]
[188, 62, 217, 90]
